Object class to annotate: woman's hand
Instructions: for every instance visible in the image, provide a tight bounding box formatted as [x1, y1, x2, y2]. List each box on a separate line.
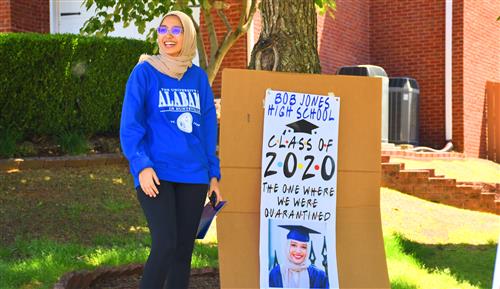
[139, 167, 160, 197]
[208, 177, 222, 205]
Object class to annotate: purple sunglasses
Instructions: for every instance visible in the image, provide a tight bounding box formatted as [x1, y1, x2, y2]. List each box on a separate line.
[157, 25, 183, 36]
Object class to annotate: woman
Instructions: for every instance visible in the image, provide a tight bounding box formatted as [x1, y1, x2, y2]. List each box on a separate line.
[120, 11, 222, 289]
[269, 225, 329, 288]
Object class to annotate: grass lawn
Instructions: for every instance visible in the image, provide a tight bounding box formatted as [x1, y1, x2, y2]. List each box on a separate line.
[0, 158, 499, 289]
[0, 166, 217, 289]
[382, 188, 499, 289]
[383, 157, 500, 289]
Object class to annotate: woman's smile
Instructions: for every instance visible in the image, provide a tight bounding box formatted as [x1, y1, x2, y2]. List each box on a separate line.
[290, 251, 305, 261]
[164, 40, 177, 47]
[289, 240, 308, 264]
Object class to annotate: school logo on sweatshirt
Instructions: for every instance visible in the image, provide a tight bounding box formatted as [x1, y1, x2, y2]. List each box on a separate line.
[177, 112, 193, 133]
[158, 88, 201, 114]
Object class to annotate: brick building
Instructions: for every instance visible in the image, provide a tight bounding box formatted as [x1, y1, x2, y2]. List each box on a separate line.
[0, 0, 49, 33]
[1, 0, 498, 158]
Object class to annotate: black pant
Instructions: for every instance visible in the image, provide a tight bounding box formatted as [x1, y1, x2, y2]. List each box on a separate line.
[136, 181, 208, 289]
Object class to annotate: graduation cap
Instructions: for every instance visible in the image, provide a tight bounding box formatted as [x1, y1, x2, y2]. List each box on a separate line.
[286, 119, 318, 134]
[278, 225, 321, 242]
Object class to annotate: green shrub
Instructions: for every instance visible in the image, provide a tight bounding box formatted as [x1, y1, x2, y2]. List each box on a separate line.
[57, 132, 89, 155]
[0, 33, 154, 142]
[0, 128, 21, 158]
[17, 141, 37, 157]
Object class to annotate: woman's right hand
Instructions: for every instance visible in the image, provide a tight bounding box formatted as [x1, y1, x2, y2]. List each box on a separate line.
[139, 167, 160, 197]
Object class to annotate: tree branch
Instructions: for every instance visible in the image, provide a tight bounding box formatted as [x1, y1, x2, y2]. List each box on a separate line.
[204, 0, 258, 85]
[206, 31, 239, 84]
[237, 0, 249, 29]
[216, 9, 231, 33]
[215, 8, 233, 49]
[201, 1, 219, 64]
[242, 0, 260, 32]
[188, 13, 208, 70]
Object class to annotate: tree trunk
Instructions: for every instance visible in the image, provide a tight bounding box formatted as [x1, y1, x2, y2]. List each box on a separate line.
[249, 0, 321, 73]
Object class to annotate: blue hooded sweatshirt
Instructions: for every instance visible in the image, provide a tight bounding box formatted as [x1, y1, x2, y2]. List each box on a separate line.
[120, 61, 220, 187]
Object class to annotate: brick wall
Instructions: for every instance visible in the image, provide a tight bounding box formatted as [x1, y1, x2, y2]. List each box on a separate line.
[371, 0, 447, 150]
[8, 0, 49, 33]
[318, 0, 371, 74]
[0, 0, 12, 32]
[199, 0, 248, 98]
[452, 1, 464, 153]
[462, 0, 500, 157]
[252, 8, 260, 42]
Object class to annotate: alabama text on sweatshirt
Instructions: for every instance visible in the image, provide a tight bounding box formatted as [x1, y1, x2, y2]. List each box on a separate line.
[120, 61, 221, 187]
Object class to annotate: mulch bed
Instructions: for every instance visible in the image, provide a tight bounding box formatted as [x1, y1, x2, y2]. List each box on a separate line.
[88, 272, 220, 289]
[12, 136, 122, 158]
[56, 266, 220, 289]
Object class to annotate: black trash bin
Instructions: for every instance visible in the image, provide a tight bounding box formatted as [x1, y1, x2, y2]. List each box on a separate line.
[388, 77, 420, 145]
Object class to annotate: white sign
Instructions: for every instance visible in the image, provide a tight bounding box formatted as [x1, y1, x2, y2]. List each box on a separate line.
[260, 89, 340, 289]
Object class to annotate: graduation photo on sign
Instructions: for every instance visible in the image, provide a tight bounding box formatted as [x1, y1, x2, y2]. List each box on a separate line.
[268, 221, 330, 288]
[260, 89, 340, 289]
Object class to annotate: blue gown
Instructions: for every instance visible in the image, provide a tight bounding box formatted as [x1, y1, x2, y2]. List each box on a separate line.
[269, 264, 329, 288]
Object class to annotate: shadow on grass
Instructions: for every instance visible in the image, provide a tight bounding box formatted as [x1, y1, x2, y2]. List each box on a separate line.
[0, 238, 218, 289]
[396, 234, 497, 289]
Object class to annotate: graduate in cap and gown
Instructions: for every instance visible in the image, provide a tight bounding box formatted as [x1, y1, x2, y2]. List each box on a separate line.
[269, 225, 329, 288]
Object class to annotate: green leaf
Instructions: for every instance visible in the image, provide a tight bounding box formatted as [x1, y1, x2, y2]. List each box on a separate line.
[84, 0, 94, 10]
[315, 0, 336, 17]
[137, 22, 146, 34]
[184, 6, 193, 16]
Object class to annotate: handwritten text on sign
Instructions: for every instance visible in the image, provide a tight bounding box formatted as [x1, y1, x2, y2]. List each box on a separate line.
[259, 89, 340, 289]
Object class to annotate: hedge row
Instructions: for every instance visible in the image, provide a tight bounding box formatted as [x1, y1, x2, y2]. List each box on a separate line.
[0, 33, 154, 140]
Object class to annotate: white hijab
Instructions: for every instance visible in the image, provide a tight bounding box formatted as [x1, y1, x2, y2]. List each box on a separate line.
[280, 239, 310, 288]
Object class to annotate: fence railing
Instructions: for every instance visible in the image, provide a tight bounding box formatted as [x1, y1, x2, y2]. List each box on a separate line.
[487, 81, 500, 163]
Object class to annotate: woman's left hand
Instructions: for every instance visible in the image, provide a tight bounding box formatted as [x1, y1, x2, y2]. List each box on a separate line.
[208, 177, 222, 205]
